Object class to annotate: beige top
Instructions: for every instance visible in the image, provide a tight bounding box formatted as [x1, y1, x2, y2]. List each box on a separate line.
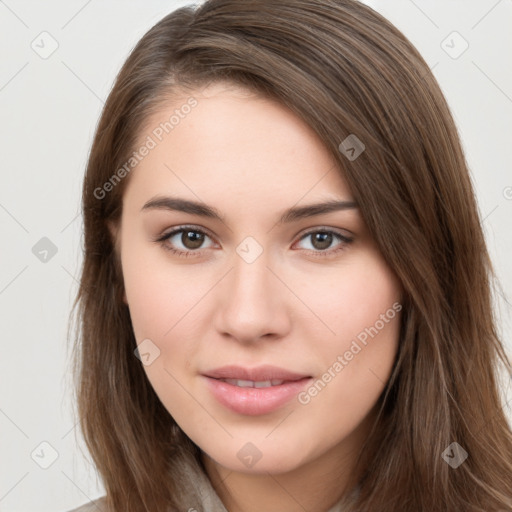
[67, 449, 357, 512]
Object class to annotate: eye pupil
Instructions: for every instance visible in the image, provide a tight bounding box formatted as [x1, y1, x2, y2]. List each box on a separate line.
[312, 232, 332, 250]
[182, 230, 204, 249]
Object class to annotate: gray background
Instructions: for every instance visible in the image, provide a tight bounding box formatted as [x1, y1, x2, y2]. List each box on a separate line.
[0, 1, 511, 511]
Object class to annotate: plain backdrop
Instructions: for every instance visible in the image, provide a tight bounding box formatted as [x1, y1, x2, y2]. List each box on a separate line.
[0, 1, 511, 511]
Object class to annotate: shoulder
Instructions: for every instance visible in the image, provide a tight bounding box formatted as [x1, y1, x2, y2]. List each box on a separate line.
[66, 496, 108, 512]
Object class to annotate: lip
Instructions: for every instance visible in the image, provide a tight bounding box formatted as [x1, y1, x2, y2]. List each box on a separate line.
[202, 365, 312, 416]
[203, 364, 310, 382]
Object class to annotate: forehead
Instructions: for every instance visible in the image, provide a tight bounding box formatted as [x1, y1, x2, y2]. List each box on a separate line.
[123, 82, 352, 209]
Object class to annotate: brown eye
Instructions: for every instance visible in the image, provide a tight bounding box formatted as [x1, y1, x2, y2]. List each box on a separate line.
[181, 230, 205, 249]
[156, 226, 215, 255]
[295, 229, 353, 257]
[310, 232, 334, 250]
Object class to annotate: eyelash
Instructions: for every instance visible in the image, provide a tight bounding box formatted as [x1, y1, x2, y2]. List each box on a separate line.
[154, 225, 354, 259]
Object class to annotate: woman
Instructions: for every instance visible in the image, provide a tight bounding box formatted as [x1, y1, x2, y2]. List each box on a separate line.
[69, 0, 512, 510]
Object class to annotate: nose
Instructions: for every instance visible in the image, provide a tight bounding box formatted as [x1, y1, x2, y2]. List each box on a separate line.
[213, 250, 292, 345]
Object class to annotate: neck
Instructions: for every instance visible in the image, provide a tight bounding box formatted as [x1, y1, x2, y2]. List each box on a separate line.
[200, 413, 373, 512]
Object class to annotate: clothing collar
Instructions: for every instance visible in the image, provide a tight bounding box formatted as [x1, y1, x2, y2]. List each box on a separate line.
[175, 447, 357, 512]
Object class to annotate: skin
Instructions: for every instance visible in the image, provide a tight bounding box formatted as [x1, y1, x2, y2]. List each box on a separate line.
[113, 81, 402, 512]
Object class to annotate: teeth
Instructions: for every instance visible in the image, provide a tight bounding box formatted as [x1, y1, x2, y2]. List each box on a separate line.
[255, 380, 273, 388]
[221, 379, 285, 388]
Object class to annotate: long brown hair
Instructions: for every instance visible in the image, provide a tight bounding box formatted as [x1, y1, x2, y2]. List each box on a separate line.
[70, 0, 512, 510]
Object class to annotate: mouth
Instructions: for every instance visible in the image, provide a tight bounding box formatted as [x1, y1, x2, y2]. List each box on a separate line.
[202, 364, 310, 382]
[213, 378, 290, 388]
[202, 365, 312, 416]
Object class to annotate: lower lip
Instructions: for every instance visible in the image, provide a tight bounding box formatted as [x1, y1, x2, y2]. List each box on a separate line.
[203, 376, 312, 416]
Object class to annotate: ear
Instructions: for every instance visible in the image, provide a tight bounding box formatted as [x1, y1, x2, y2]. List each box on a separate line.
[107, 219, 118, 244]
[107, 219, 128, 305]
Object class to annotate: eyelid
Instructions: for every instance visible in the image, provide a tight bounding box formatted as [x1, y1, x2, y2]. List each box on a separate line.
[291, 227, 353, 256]
[155, 224, 354, 257]
[155, 224, 217, 247]
[296, 225, 353, 240]
[157, 224, 352, 242]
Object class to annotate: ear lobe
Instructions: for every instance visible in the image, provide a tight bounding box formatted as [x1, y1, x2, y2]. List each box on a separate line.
[107, 219, 118, 245]
[107, 220, 128, 305]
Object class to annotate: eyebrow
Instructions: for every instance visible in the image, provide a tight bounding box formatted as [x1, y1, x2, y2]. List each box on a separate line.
[141, 196, 358, 224]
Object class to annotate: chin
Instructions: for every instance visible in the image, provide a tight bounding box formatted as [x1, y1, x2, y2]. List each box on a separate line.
[202, 438, 312, 475]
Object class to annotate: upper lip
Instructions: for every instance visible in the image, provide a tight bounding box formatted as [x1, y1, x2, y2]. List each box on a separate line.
[203, 365, 310, 382]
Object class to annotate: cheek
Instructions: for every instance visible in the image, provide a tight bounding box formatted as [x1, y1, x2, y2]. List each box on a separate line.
[303, 252, 402, 352]
[295, 253, 401, 417]
[120, 235, 217, 410]
[120, 231, 205, 343]
[120, 242, 204, 419]
[124, 269, 199, 343]
[324, 311, 400, 427]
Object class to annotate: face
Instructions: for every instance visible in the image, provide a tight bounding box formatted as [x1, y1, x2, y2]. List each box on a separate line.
[115, 81, 402, 476]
